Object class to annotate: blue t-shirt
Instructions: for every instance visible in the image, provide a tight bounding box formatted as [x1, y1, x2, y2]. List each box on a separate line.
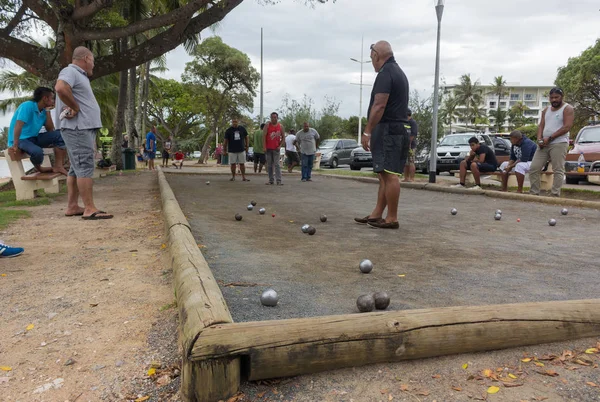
[8, 101, 47, 146]
[146, 132, 156, 152]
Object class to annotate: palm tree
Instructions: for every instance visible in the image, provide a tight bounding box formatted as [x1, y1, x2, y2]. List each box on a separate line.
[489, 76, 508, 131]
[454, 74, 484, 128]
[440, 95, 459, 134]
[508, 101, 531, 129]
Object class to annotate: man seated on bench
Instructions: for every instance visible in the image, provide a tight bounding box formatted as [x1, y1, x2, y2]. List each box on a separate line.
[7, 87, 68, 176]
[172, 149, 185, 169]
[499, 130, 537, 193]
[453, 136, 498, 190]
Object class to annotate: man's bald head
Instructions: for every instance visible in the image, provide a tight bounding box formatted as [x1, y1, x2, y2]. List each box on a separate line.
[72, 46, 93, 61]
[71, 46, 95, 76]
[372, 41, 393, 58]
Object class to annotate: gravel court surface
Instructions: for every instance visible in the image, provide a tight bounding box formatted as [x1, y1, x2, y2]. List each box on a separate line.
[166, 173, 600, 323]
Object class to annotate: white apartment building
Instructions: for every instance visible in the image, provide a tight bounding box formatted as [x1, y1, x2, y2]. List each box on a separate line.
[442, 84, 554, 132]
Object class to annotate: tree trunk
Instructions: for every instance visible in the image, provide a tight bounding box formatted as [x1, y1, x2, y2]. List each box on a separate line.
[126, 66, 137, 147]
[111, 67, 128, 170]
[134, 64, 146, 147]
[142, 60, 151, 136]
[199, 129, 215, 164]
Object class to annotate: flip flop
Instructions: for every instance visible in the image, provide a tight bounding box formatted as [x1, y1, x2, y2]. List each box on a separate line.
[82, 211, 114, 220]
[65, 212, 84, 217]
[243, 178, 250, 181]
[230, 177, 235, 181]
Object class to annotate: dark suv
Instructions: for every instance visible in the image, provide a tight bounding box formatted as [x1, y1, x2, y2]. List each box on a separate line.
[318, 139, 359, 168]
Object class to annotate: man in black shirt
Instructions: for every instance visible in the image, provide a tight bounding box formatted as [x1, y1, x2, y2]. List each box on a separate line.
[402, 109, 418, 182]
[354, 40, 410, 230]
[455, 136, 498, 190]
[223, 118, 250, 182]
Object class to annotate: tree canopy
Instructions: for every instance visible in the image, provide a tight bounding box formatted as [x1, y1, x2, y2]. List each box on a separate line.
[0, 0, 332, 81]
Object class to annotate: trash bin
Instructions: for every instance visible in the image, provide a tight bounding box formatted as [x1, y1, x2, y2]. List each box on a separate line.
[221, 153, 229, 166]
[122, 148, 136, 170]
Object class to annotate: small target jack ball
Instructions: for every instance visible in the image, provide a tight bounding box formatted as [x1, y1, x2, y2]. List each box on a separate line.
[549, 218, 557, 226]
[259, 208, 266, 215]
[235, 214, 242, 221]
[301, 224, 310, 233]
[359, 259, 373, 274]
[320, 214, 328, 223]
[260, 289, 279, 307]
[251, 200, 257, 206]
[451, 208, 458, 215]
[494, 214, 502, 221]
[307, 226, 316, 235]
[356, 294, 375, 313]
[206, 181, 210, 185]
[517, 218, 521, 222]
[247, 204, 254, 211]
[272, 214, 275, 218]
[561, 208, 568, 216]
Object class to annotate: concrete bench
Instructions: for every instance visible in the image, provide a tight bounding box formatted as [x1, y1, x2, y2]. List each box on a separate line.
[450, 169, 553, 191]
[4, 148, 62, 200]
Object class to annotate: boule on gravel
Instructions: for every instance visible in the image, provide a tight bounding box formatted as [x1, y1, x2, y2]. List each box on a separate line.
[356, 294, 375, 313]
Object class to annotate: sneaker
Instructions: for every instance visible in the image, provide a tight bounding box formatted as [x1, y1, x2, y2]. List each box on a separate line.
[306, 178, 313, 182]
[276, 182, 283, 186]
[0, 243, 24, 258]
[265, 181, 274, 185]
[469, 185, 482, 190]
[301, 179, 306, 182]
[452, 183, 465, 188]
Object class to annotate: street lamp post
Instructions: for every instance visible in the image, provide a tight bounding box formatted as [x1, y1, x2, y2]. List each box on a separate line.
[429, 0, 444, 183]
[260, 27, 264, 126]
[350, 36, 370, 145]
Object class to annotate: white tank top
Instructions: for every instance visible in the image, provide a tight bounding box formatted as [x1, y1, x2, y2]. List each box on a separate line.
[543, 103, 569, 143]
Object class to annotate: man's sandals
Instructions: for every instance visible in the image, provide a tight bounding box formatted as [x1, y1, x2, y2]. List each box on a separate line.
[82, 211, 114, 220]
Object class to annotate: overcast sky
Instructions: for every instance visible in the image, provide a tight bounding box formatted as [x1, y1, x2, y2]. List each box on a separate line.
[1, 0, 599, 128]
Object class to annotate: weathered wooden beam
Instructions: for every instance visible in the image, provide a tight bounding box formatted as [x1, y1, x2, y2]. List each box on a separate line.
[158, 169, 240, 402]
[190, 299, 600, 381]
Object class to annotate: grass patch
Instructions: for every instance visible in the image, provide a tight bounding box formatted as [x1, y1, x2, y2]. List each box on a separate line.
[159, 301, 177, 311]
[106, 170, 142, 176]
[0, 209, 31, 229]
[0, 184, 67, 207]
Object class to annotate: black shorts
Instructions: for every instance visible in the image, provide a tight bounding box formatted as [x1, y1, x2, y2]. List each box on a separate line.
[286, 151, 299, 164]
[254, 152, 266, 164]
[162, 150, 170, 159]
[371, 121, 410, 175]
[472, 162, 497, 173]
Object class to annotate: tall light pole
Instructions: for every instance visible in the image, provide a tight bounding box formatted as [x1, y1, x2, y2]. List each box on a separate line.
[350, 36, 370, 145]
[429, 0, 444, 183]
[259, 27, 264, 126]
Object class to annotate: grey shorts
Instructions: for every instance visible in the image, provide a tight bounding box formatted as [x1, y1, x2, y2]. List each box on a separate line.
[371, 122, 410, 175]
[61, 128, 97, 178]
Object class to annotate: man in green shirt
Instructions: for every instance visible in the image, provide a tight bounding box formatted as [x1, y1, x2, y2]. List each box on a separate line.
[253, 123, 266, 173]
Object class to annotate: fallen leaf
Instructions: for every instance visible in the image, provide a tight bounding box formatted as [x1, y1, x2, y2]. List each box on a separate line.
[462, 363, 469, 369]
[197, 244, 205, 248]
[257, 391, 266, 398]
[1, 274, 6, 277]
[586, 382, 598, 387]
[561, 379, 568, 384]
[521, 358, 532, 362]
[417, 390, 430, 396]
[533, 397, 548, 401]
[397, 274, 406, 277]
[380, 389, 388, 394]
[161, 244, 166, 249]
[26, 324, 34, 331]
[147, 368, 156, 376]
[452, 386, 462, 391]
[271, 389, 278, 395]
[538, 370, 559, 377]
[432, 374, 441, 379]
[156, 375, 171, 386]
[487, 386, 500, 394]
[508, 373, 517, 379]
[573, 359, 591, 366]
[89, 303, 98, 307]
[482, 369, 494, 378]
[400, 384, 409, 391]
[134, 397, 150, 402]
[503, 382, 523, 388]
[0, 366, 12, 371]
[388, 394, 393, 401]
[585, 348, 598, 354]
[534, 361, 545, 367]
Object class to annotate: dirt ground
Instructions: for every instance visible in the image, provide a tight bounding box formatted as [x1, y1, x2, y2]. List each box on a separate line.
[166, 171, 600, 402]
[0, 172, 182, 402]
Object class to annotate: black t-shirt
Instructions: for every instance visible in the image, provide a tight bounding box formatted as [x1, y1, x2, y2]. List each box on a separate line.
[367, 56, 409, 124]
[224, 126, 248, 153]
[474, 144, 498, 167]
[408, 119, 418, 149]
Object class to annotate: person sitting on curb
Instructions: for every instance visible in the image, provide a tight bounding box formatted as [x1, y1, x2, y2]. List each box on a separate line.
[453, 137, 498, 190]
[0, 241, 24, 258]
[172, 149, 185, 169]
[499, 130, 537, 193]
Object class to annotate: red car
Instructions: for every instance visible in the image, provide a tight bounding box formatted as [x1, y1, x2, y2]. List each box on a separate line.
[564, 124, 600, 184]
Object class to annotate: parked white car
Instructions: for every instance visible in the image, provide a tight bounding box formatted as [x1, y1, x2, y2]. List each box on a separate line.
[192, 151, 201, 159]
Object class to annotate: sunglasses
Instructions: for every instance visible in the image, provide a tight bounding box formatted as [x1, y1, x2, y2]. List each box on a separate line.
[549, 88, 563, 96]
[370, 44, 378, 59]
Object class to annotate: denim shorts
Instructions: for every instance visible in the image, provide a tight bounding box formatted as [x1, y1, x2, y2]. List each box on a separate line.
[371, 122, 410, 175]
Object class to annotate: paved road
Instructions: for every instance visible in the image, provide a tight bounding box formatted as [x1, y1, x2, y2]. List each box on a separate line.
[167, 173, 600, 324]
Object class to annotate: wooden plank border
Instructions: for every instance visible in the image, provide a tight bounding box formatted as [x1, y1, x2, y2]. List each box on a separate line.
[158, 168, 240, 402]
